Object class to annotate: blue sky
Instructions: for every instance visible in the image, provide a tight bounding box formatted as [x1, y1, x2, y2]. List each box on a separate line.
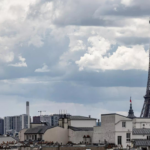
[0, 0, 150, 119]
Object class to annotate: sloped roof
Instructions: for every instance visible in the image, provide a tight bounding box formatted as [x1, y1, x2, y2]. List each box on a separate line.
[25, 125, 58, 134]
[133, 128, 150, 135]
[69, 126, 93, 131]
[0, 136, 16, 144]
[134, 140, 150, 146]
[70, 116, 96, 120]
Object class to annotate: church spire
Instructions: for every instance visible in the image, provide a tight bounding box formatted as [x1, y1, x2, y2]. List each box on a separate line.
[127, 97, 136, 119]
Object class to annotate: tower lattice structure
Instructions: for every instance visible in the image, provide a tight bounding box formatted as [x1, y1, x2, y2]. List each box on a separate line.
[140, 48, 150, 117]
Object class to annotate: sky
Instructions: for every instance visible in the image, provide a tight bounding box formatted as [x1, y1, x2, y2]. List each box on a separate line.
[0, 0, 150, 119]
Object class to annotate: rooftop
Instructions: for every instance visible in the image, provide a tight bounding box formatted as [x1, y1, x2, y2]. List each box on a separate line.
[25, 126, 58, 134]
[69, 126, 93, 131]
[70, 116, 96, 120]
[101, 113, 128, 118]
[0, 136, 16, 144]
[133, 128, 150, 135]
[133, 139, 150, 146]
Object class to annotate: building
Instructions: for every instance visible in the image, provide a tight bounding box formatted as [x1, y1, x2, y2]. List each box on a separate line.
[4, 114, 28, 135]
[33, 114, 60, 126]
[93, 113, 133, 148]
[51, 114, 60, 126]
[4, 101, 30, 135]
[0, 118, 4, 135]
[33, 116, 40, 124]
[19, 115, 96, 144]
[93, 100, 150, 149]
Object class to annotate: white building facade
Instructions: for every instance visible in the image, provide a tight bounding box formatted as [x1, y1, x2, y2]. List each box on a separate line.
[93, 113, 150, 149]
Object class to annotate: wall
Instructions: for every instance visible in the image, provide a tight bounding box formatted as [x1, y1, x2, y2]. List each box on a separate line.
[30, 123, 44, 128]
[60, 146, 105, 150]
[19, 128, 27, 141]
[43, 148, 59, 150]
[132, 134, 146, 139]
[115, 115, 131, 124]
[93, 126, 102, 143]
[43, 147, 105, 150]
[93, 115, 115, 144]
[70, 120, 96, 128]
[43, 126, 68, 144]
[115, 120, 132, 148]
[133, 118, 150, 128]
[69, 129, 93, 144]
[115, 120, 132, 132]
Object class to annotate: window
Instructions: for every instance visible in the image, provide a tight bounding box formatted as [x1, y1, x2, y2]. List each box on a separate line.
[122, 122, 126, 127]
[126, 133, 130, 142]
[118, 136, 122, 145]
[35, 135, 37, 140]
[147, 136, 150, 140]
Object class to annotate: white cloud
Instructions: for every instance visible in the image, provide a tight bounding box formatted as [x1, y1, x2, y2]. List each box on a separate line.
[121, 0, 132, 6]
[0, 96, 125, 119]
[69, 40, 85, 52]
[9, 56, 27, 67]
[35, 63, 50, 72]
[28, 35, 44, 48]
[76, 36, 148, 71]
[0, 95, 142, 119]
[0, 51, 14, 63]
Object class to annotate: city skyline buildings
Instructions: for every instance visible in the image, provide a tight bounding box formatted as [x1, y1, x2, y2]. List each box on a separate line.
[4, 114, 28, 135]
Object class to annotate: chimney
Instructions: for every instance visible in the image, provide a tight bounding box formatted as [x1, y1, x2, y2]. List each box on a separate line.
[98, 119, 100, 126]
[26, 101, 30, 128]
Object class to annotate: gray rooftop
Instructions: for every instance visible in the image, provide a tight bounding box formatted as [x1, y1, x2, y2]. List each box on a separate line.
[101, 113, 128, 118]
[69, 126, 93, 131]
[0, 136, 16, 144]
[134, 140, 150, 146]
[133, 128, 150, 135]
[25, 126, 58, 134]
[70, 116, 96, 120]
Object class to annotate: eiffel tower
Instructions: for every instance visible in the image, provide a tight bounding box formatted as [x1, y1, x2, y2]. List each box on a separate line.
[140, 47, 150, 117]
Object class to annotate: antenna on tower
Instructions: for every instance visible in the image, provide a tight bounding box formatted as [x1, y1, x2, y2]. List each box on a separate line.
[38, 110, 46, 116]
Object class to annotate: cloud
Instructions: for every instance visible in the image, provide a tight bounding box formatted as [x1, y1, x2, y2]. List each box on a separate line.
[69, 40, 85, 52]
[35, 63, 50, 72]
[0, 0, 149, 118]
[0, 46, 14, 63]
[9, 56, 27, 67]
[76, 36, 148, 71]
[0, 92, 143, 118]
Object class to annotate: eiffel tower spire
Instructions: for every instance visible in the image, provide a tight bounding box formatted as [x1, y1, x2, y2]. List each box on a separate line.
[140, 20, 150, 117]
[146, 48, 150, 96]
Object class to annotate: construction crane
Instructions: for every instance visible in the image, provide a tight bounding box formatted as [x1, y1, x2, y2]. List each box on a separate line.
[38, 110, 46, 116]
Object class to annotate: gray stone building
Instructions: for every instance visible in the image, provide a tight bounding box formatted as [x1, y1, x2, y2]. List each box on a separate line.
[4, 114, 28, 135]
[33, 114, 60, 126]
